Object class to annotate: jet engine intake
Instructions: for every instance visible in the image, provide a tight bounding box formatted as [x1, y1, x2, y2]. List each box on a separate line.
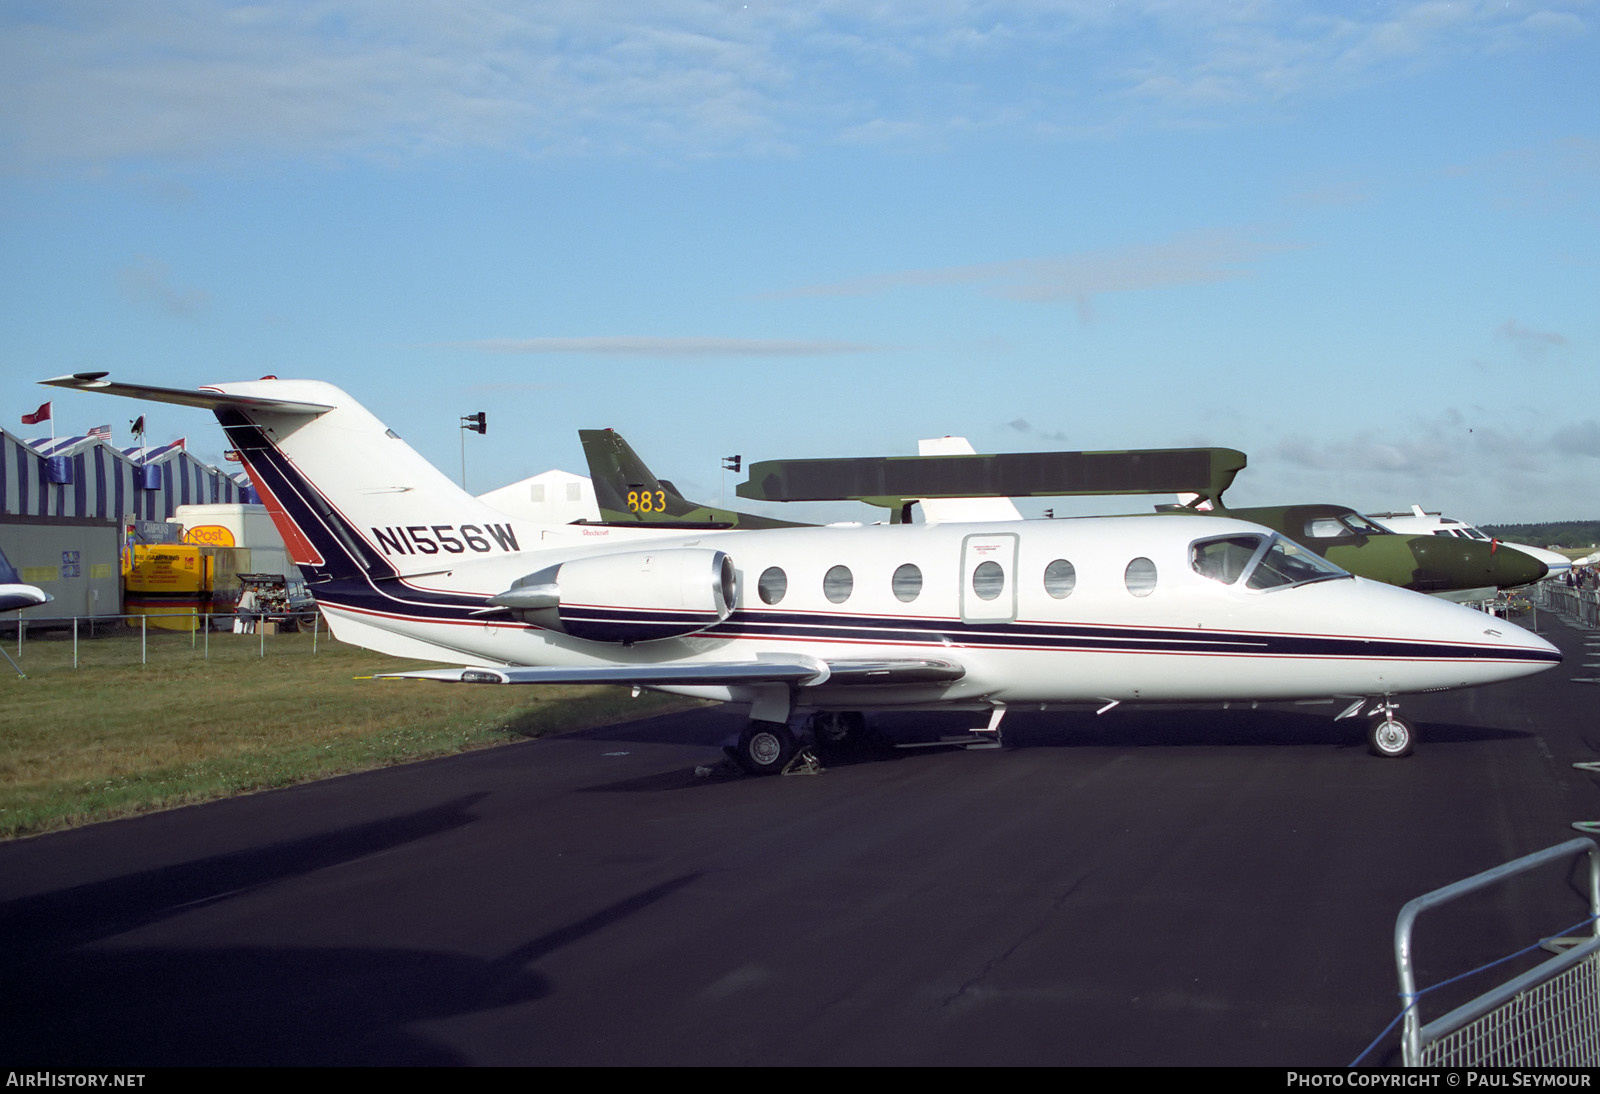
[490, 548, 737, 643]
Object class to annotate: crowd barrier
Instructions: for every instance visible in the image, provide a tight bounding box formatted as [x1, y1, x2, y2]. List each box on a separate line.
[1, 610, 326, 675]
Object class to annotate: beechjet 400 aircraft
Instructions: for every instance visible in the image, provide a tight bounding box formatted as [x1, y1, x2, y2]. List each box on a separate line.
[0, 546, 50, 615]
[43, 373, 1561, 769]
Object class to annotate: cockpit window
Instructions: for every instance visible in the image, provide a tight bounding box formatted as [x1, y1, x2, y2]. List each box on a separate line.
[1306, 513, 1390, 539]
[1343, 514, 1389, 535]
[1190, 533, 1349, 591]
[1246, 537, 1349, 590]
[1191, 535, 1263, 584]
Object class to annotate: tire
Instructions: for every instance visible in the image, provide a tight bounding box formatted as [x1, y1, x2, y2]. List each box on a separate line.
[1367, 714, 1415, 759]
[811, 711, 865, 745]
[737, 720, 797, 776]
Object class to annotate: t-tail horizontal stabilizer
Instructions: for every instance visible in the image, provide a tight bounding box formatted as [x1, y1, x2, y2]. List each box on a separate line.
[40, 373, 335, 416]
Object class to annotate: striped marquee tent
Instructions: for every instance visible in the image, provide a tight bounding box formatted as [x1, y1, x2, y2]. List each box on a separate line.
[3, 429, 256, 522]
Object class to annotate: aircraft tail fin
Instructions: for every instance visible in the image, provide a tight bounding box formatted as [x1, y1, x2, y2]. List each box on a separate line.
[915, 437, 1024, 523]
[579, 428, 804, 529]
[0, 547, 23, 586]
[39, 374, 555, 585]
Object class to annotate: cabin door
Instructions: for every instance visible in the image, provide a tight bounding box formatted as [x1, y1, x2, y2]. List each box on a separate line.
[960, 533, 1019, 624]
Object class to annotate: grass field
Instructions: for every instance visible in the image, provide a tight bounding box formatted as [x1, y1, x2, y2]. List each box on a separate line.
[0, 622, 699, 840]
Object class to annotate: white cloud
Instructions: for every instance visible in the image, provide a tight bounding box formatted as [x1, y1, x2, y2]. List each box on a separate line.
[116, 257, 210, 316]
[1496, 319, 1568, 363]
[0, 1, 1587, 170]
[1253, 406, 1596, 520]
[775, 229, 1299, 318]
[456, 336, 887, 356]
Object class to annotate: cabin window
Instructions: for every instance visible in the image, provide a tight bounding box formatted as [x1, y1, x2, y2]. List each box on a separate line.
[1124, 557, 1158, 597]
[972, 560, 1005, 601]
[1043, 559, 1076, 598]
[758, 566, 787, 605]
[892, 563, 922, 602]
[1190, 535, 1262, 585]
[824, 564, 853, 604]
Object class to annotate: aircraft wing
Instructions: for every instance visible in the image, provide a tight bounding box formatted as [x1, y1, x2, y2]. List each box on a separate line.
[377, 657, 965, 688]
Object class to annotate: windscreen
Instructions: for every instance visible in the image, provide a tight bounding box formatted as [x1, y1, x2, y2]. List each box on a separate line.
[1246, 536, 1349, 590]
[1190, 533, 1349, 590]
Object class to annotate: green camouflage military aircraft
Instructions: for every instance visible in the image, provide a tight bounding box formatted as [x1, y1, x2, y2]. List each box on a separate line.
[581, 433, 1544, 597]
[1168, 502, 1544, 600]
[579, 428, 805, 529]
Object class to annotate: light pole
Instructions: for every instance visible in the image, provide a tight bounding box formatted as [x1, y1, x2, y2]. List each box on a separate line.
[460, 411, 486, 487]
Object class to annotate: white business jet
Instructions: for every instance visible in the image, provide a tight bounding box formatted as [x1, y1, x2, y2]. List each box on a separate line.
[1368, 505, 1572, 581]
[41, 374, 1560, 768]
[0, 545, 51, 678]
[0, 546, 51, 615]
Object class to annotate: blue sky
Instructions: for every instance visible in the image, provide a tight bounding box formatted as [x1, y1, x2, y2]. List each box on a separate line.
[3, 1, 1596, 524]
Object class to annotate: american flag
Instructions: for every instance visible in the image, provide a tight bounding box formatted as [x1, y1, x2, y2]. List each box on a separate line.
[87, 424, 112, 441]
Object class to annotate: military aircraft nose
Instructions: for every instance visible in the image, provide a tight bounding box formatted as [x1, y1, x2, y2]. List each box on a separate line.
[1408, 535, 1546, 591]
[1488, 544, 1548, 588]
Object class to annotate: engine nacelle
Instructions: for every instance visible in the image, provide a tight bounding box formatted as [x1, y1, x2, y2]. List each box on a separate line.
[490, 548, 736, 643]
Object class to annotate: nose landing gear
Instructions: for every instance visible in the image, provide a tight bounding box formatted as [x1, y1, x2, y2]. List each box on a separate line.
[1366, 704, 1416, 759]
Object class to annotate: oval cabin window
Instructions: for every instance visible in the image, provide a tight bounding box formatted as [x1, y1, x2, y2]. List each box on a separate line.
[1043, 559, 1076, 599]
[1124, 557, 1158, 597]
[972, 560, 1005, 601]
[892, 563, 922, 602]
[758, 566, 787, 605]
[824, 564, 853, 604]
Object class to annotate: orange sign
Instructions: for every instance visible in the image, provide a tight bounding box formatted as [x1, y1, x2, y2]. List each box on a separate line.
[184, 525, 236, 547]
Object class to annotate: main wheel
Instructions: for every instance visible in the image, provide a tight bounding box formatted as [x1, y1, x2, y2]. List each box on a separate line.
[810, 710, 865, 745]
[1367, 714, 1415, 758]
[736, 720, 797, 776]
[808, 710, 870, 759]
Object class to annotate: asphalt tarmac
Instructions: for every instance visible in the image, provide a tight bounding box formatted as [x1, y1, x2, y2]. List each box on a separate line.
[3, 607, 1597, 1067]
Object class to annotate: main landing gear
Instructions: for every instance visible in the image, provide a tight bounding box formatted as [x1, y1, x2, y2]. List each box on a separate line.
[730, 711, 871, 776]
[733, 720, 799, 776]
[808, 711, 867, 752]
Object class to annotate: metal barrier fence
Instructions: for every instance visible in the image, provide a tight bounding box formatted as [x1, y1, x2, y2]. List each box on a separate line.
[1537, 581, 1600, 629]
[1394, 838, 1600, 1067]
[1, 610, 325, 675]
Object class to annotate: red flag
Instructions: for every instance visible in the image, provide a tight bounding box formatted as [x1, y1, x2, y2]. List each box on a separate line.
[20, 401, 50, 426]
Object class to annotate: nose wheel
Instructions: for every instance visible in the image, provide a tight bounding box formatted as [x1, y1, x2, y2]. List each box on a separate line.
[1366, 711, 1415, 758]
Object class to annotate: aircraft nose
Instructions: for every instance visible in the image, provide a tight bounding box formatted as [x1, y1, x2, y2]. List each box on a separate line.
[1409, 536, 1546, 590]
[1489, 545, 1548, 588]
[1478, 615, 1562, 674]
